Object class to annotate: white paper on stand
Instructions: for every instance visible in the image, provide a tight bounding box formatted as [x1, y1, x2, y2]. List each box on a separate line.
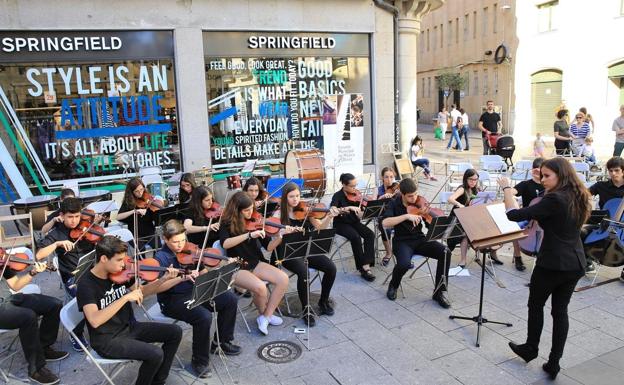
[486, 203, 521, 234]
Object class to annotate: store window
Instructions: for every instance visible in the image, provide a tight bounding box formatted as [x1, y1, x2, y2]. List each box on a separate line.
[203, 32, 373, 167]
[0, 31, 179, 195]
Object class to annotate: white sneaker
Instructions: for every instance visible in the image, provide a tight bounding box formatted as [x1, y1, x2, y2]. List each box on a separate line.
[257, 315, 269, 335]
[268, 314, 283, 326]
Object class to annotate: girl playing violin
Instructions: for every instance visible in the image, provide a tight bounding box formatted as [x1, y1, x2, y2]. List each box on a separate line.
[117, 178, 158, 251]
[182, 186, 221, 248]
[266, 182, 339, 327]
[243, 177, 276, 217]
[375, 167, 399, 266]
[178, 172, 197, 206]
[330, 173, 376, 282]
[219, 191, 289, 336]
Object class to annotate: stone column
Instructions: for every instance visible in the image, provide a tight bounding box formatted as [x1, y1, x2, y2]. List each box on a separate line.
[397, 0, 444, 154]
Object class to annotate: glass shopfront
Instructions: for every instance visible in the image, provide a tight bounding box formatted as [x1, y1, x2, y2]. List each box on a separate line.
[203, 32, 372, 168]
[0, 31, 180, 196]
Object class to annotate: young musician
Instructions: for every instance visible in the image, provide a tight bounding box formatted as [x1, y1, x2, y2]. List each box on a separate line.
[37, 197, 95, 351]
[508, 158, 545, 271]
[243, 176, 275, 217]
[330, 173, 376, 282]
[0, 256, 67, 385]
[219, 191, 288, 335]
[267, 182, 338, 327]
[117, 178, 157, 251]
[41, 188, 76, 234]
[381, 178, 451, 308]
[375, 167, 399, 266]
[499, 158, 590, 380]
[155, 220, 240, 378]
[585, 156, 624, 276]
[178, 172, 196, 206]
[77, 236, 182, 385]
[182, 186, 221, 247]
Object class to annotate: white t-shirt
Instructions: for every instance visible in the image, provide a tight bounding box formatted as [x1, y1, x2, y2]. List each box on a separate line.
[612, 116, 624, 143]
[410, 144, 423, 162]
[461, 113, 469, 127]
[450, 109, 461, 127]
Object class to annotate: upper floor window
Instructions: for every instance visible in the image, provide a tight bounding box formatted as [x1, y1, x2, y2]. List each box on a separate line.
[537, 1, 558, 33]
[483, 7, 489, 37]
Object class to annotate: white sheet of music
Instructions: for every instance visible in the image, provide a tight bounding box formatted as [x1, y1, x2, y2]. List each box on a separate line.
[486, 203, 521, 234]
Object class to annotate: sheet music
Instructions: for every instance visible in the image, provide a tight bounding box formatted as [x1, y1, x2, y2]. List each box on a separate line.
[486, 203, 521, 234]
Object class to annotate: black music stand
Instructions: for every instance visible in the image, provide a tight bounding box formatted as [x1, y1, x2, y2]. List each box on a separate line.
[280, 228, 335, 350]
[587, 210, 609, 226]
[361, 199, 386, 221]
[69, 250, 96, 288]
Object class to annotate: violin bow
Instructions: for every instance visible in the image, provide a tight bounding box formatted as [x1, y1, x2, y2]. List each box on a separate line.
[422, 172, 454, 212]
[358, 174, 373, 210]
[65, 199, 116, 254]
[196, 216, 214, 273]
[300, 179, 325, 233]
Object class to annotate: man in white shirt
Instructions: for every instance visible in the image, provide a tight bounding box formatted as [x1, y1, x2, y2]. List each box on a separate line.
[612, 105, 624, 156]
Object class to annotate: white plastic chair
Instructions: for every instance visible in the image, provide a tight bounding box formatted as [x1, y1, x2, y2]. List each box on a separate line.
[481, 160, 507, 173]
[478, 170, 495, 191]
[141, 174, 163, 186]
[87, 200, 119, 214]
[572, 162, 590, 181]
[60, 299, 134, 385]
[511, 160, 533, 182]
[138, 166, 162, 177]
[439, 191, 454, 214]
[479, 155, 503, 164]
[448, 163, 473, 191]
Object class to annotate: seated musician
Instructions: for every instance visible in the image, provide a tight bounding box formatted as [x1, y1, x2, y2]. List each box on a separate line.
[266, 182, 338, 327]
[243, 176, 276, 217]
[154, 219, 240, 379]
[219, 191, 288, 336]
[447, 168, 503, 268]
[374, 167, 400, 266]
[41, 188, 76, 234]
[182, 186, 221, 247]
[382, 178, 451, 308]
[116, 178, 157, 251]
[584, 156, 624, 276]
[178, 172, 197, 206]
[77, 236, 182, 385]
[508, 158, 545, 271]
[36, 197, 95, 351]
[330, 173, 376, 282]
[0, 253, 68, 385]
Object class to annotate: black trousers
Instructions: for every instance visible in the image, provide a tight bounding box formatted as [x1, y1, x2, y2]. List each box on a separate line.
[94, 322, 182, 385]
[389, 239, 450, 293]
[0, 294, 62, 375]
[281, 254, 336, 308]
[159, 290, 238, 366]
[526, 266, 583, 361]
[334, 222, 375, 270]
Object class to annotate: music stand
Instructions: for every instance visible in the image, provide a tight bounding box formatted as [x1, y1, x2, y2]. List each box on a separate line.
[361, 199, 386, 221]
[448, 203, 526, 347]
[280, 228, 335, 350]
[69, 250, 96, 288]
[587, 210, 609, 226]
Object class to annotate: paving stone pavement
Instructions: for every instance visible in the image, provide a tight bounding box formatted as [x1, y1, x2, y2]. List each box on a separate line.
[1, 124, 623, 384]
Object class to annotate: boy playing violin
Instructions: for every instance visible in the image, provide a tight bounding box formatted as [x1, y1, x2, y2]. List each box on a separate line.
[37, 197, 95, 351]
[381, 178, 451, 308]
[154, 219, 240, 379]
[41, 188, 76, 234]
[77, 236, 182, 385]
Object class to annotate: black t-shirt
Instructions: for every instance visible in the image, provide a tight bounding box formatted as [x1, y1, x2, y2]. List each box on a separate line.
[37, 222, 95, 282]
[118, 202, 155, 239]
[449, 187, 477, 217]
[76, 271, 135, 348]
[553, 120, 571, 149]
[589, 180, 624, 209]
[381, 196, 426, 242]
[514, 179, 545, 208]
[0, 269, 17, 302]
[330, 189, 360, 225]
[154, 245, 196, 298]
[273, 217, 316, 260]
[478, 111, 501, 137]
[218, 222, 268, 270]
[181, 211, 219, 247]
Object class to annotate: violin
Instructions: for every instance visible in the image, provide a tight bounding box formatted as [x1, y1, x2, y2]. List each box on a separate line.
[108, 256, 187, 284]
[244, 211, 265, 231]
[136, 192, 165, 212]
[243, 211, 288, 235]
[175, 242, 230, 268]
[70, 223, 107, 243]
[384, 182, 400, 196]
[0, 248, 56, 272]
[203, 202, 222, 220]
[291, 201, 332, 220]
[517, 196, 544, 256]
[407, 195, 444, 225]
[345, 189, 375, 207]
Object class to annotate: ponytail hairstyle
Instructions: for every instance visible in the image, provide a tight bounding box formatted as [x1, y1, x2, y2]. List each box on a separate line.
[221, 191, 254, 235]
[339, 173, 355, 187]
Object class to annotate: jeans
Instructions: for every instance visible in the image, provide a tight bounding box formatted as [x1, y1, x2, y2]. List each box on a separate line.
[389, 239, 451, 293]
[159, 290, 238, 366]
[614, 142, 624, 157]
[526, 266, 583, 361]
[446, 126, 463, 150]
[411, 158, 432, 175]
[0, 294, 62, 375]
[95, 322, 182, 385]
[455, 126, 469, 150]
[482, 137, 490, 155]
[281, 254, 336, 306]
[334, 222, 375, 270]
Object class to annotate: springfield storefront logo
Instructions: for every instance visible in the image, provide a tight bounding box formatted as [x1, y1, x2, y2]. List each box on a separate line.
[1, 35, 123, 53]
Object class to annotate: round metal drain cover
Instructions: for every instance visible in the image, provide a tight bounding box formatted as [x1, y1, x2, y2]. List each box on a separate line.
[257, 341, 302, 364]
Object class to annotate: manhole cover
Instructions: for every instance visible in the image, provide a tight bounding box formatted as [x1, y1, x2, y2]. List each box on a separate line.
[257, 341, 302, 364]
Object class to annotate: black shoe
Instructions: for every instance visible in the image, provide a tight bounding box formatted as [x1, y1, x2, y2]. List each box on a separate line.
[387, 285, 397, 301]
[514, 256, 526, 271]
[29, 367, 59, 385]
[191, 361, 210, 379]
[464, 148, 469, 151]
[542, 361, 561, 380]
[211, 341, 241, 356]
[302, 313, 316, 327]
[360, 269, 376, 282]
[490, 255, 504, 265]
[432, 291, 451, 308]
[43, 347, 69, 362]
[585, 262, 596, 274]
[508, 342, 538, 363]
[318, 300, 335, 316]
